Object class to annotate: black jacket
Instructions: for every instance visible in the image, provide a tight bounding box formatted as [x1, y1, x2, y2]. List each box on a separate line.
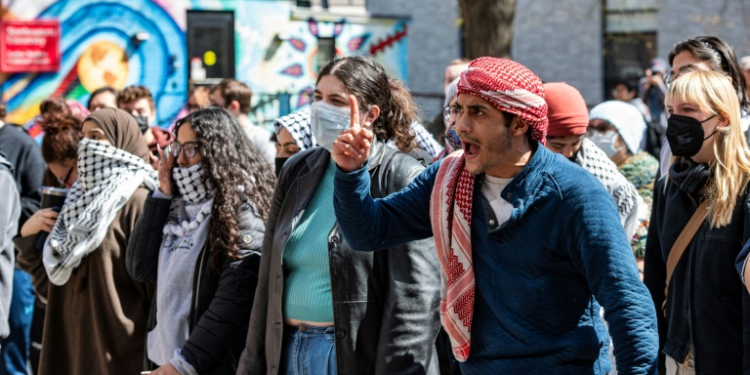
[127, 194, 265, 374]
[644, 176, 750, 374]
[237, 142, 441, 375]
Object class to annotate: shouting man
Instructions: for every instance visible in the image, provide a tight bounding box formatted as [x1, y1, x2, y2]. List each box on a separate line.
[330, 58, 658, 375]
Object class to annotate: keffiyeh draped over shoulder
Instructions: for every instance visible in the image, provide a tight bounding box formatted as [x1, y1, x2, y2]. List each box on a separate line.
[43, 109, 158, 285]
[430, 151, 475, 362]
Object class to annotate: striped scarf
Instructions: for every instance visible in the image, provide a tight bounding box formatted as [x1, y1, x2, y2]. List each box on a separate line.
[43, 138, 158, 285]
[430, 151, 476, 362]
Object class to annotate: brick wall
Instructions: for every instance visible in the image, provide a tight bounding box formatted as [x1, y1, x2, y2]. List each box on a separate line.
[512, 0, 750, 106]
[657, 0, 750, 61]
[368, 0, 462, 120]
[512, 0, 603, 105]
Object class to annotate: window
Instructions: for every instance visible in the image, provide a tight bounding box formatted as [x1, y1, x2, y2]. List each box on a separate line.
[186, 11, 235, 83]
[602, 0, 658, 99]
[603, 32, 657, 98]
[317, 37, 336, 73]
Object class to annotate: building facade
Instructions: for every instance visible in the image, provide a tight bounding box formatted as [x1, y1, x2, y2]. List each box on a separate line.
[1, 0, 463, 134]
[513, 0, 750, 105]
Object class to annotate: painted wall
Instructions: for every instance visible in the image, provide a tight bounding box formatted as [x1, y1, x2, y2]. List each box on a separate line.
[0, 0, 409, 136]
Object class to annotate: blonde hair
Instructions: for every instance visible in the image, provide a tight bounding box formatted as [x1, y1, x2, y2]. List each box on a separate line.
[666, 70, 750, 228]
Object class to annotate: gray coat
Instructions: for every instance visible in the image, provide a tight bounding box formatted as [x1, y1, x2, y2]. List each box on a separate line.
[237, 142, 441, 375]
[0, 154, 19, 340]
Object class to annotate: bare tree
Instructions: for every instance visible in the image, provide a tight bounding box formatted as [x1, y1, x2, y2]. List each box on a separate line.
[459, 0, 518, 59]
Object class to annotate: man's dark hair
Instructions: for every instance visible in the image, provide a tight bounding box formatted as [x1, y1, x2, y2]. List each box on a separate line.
[0, 102, 5, 120]
[117, 85, 155, 109]
[210, 79, 252, 115]
[87, 86, 118, 110]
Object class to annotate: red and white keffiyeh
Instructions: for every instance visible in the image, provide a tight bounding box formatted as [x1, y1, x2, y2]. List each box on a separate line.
[430, 151, 476, 362]
[458, 57, 549, 144]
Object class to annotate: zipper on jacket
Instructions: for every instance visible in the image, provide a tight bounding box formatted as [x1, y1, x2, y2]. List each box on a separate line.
[192, 244, 208, 327]
[327, 223, 341, 372]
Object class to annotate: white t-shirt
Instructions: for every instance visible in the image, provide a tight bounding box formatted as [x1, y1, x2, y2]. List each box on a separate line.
[480, 175, 514, 227]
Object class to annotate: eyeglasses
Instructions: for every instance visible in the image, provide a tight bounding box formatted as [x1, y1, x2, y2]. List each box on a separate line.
[443, 105, 459, 124]
[56, 167, 74, 187]
[169, 141, 202, 159]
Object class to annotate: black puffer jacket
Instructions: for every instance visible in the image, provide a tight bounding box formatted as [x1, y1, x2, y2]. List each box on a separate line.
[127, 195, 265, 374]
[237, 141, 441, 375]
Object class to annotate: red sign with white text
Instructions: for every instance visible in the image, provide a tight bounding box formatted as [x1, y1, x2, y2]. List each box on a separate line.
[0, 20, 60, 73]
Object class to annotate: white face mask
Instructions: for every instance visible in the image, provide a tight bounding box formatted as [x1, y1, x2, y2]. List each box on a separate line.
[310, 101, 351, 151]
[589, 130, 624, 159]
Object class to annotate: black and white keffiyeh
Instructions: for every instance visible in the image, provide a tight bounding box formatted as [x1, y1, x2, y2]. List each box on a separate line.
[43, 138, 158, 285]
[575, 138, 640, 225]
[164, 164, 213, 237]
[172, 164, 211, 205]
[274, 109, 317, 151]
[387, 120, 444, 158]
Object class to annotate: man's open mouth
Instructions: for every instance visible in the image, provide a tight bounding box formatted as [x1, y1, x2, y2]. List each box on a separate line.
[463, 140, 480, 157]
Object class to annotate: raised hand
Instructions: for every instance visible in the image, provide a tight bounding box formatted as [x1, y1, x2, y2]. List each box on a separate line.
[154, 144, 176, 196]
[332, 95, 374, 173]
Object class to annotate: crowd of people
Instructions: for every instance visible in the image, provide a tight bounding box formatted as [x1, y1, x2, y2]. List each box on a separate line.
[0, 35, 749, 375]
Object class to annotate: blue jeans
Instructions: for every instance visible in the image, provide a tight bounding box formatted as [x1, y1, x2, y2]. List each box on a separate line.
[281, 325, 337, 375]
[0, 270, 35, 375]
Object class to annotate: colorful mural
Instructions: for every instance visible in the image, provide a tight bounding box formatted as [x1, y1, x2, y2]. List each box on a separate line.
[0, 0, 409, 133]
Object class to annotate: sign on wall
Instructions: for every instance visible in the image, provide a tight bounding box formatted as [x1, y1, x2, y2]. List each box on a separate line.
[0, 20, 60, 73]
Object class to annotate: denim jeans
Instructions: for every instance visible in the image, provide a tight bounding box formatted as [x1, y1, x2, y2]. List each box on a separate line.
[281, 325, 337, 375]
[0, 270, 35, 375]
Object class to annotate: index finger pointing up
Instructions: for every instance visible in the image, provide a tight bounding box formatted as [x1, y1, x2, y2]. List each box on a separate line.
[349, 95, 360, 130]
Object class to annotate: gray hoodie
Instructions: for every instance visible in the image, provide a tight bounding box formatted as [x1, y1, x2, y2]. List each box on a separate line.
[0, 153, 20, 340]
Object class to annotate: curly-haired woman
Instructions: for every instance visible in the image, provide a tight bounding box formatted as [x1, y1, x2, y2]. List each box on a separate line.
[127, 108, 274, 374]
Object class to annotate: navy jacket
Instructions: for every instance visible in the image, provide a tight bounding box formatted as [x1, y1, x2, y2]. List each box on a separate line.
[646, 176, 750, 374]
[333, 144, 658, 375]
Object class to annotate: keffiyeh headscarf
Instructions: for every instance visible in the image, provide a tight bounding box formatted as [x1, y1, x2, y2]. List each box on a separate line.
[44, 108, 158, 285]
[432, 57, 548, 362]
[273, 109, 317, 150]
[457, 57, 548, 144]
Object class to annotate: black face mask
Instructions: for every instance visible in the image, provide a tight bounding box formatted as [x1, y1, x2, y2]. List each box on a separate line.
[133, 115, 151, 134]
[275, 157, 289, 177]
[666, 114, 718, 157]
